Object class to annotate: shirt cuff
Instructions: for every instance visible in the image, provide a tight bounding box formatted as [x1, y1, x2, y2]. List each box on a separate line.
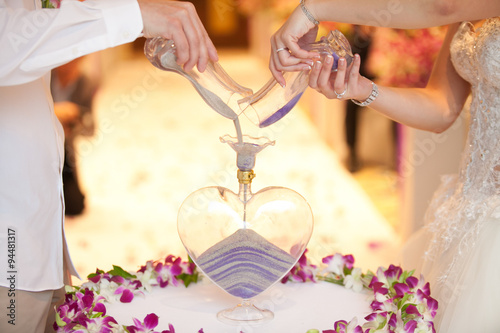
[96, 0, 144, 46]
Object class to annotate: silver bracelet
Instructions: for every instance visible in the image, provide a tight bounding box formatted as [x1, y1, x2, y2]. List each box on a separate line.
[300, 0, 319, 25]
[351, 82, 379, 107]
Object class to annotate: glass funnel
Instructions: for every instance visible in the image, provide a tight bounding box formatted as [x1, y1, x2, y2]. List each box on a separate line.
[239, 30, 354, 128]
[144, 37, 253, 120]
[177, 135, 314, 325]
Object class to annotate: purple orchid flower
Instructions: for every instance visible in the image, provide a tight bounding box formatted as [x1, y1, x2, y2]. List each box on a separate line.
[388, 312, 398, 328]
[369, 280, 389, 296]
[56, 302, 81, 326]
[405, 304, 421, 316]
[343, 255, 355, 270]
[154, 255, 191, 288]
[363, 311, 389, 331]
[155, 262, 182, 288]
[413, 278, 431, 298]
[138, 260, 157, 275]
[282, 249, 317, 283]
[78, 316, 118, 333]
[393, 283, 410, 298]
[322, 253, 355, 276]
[161, 323, 176, 333]
[425, 297, 439, 318]
[109, 279, 143, 303]
[405, 276, 419, 289]
[127, 313, 162, 333]
[415, 290, 439, 320]
[403, 319, 418, 333]
[383, 265, 403, 284]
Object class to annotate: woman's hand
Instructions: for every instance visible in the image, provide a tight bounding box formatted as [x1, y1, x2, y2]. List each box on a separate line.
[308, 53, 373, 102]
[269, 6, 320, 87]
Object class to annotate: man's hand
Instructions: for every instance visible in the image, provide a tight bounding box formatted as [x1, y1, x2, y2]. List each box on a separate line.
[138, 0, 218, 72]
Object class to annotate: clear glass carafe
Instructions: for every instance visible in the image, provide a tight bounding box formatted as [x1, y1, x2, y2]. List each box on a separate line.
[144, 37, 253, 120]
[177, 135, 314, 325]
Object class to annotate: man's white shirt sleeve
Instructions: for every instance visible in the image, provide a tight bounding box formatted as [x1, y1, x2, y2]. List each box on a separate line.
[0, 0, 144, 86]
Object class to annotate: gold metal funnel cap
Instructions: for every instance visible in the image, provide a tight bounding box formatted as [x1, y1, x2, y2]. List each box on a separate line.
[237, 170, 255, 184]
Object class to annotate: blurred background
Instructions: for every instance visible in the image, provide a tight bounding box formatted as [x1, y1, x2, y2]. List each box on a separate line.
[59, 0, 467, 282]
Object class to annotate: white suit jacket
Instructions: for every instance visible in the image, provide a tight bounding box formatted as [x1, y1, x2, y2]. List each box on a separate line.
[0, 0, 143, 291]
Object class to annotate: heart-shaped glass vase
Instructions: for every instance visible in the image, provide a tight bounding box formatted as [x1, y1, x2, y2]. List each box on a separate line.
[177, 180, 313, 324]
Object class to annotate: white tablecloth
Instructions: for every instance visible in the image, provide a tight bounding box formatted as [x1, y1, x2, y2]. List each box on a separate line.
[107, 280, 371, 333]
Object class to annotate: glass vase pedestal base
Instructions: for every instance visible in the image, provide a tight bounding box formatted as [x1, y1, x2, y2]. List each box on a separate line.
[217, 300, 274, 325]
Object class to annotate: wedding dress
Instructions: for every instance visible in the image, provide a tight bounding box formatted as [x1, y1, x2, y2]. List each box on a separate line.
[404, 18, 500, 332]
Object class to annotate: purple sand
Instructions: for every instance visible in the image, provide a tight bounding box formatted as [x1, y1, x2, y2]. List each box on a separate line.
[196, 229, 296, 299]
[259, 92, 303, 128]
[330, 51, 353, 71]
[331, 52, 340, 70]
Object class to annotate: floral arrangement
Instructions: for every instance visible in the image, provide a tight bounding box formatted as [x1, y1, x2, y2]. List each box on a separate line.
[55, 251, 437, 333]
[54, 255, 198, 332]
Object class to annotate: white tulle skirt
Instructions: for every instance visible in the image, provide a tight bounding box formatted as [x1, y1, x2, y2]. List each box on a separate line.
[403, 175, 500, 333]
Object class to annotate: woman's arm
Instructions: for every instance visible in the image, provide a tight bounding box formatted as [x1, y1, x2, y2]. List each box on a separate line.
[308, 0, 498, 29]
[270, 0, 500, 84]
[309, 23, 470, 133]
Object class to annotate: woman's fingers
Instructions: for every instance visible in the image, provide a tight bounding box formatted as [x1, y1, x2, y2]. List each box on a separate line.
[309, 54, 368, 101]
[332, 58, 348, 98]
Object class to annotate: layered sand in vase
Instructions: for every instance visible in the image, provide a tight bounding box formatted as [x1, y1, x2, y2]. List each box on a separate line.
[196, 229, 296, 299]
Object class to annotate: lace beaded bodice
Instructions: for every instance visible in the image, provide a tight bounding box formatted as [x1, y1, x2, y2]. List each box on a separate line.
[423, 18, 500, 284]
[451, 18, 500, 195]
[450, 18, 500, 196]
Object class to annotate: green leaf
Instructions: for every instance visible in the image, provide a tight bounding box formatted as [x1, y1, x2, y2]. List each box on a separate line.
[64, 285, 78, 294]
[378, 318, 388, 329]
[89, 312, 103, 319]
[306, 330, 320, 333]
[401, 302, 416, 312]
[400, 293, 411, 307]
[401, 269, 415, 283]
[55, 312, 66, 327]
[107, 265, 137, 279]
[316, 275, 344, 286]
[41, 0, 57, 9]
[177, 272, 199, 287]
[87, 269, 105, 280]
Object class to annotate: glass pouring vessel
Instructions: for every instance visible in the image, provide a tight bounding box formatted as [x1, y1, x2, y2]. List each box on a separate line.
[239, 30, 354, 128]
[144, 37, 253, 120]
